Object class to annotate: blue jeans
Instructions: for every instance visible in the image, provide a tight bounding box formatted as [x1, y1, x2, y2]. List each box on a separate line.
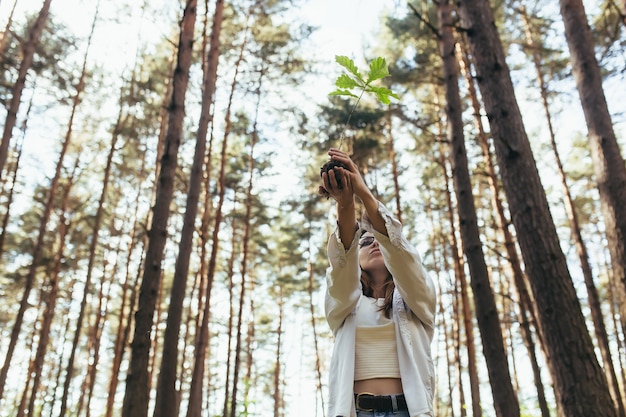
[356, 411, 410, 417]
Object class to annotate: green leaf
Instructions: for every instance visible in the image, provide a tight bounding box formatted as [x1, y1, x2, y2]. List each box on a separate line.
[365, 85, 400, 104]
[330, 55, 399, 105]
[329, 89, 359, 99]
[366, 57, 390, 83]
[335, 55, 364, 83]
[335, 74, 361, 89]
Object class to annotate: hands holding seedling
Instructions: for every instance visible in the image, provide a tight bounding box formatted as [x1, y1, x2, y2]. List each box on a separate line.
[319, 55, 399, 198]
[319, 148, 371, 204]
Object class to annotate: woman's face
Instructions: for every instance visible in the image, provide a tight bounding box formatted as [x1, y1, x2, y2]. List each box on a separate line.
[358, 233, 386, 273]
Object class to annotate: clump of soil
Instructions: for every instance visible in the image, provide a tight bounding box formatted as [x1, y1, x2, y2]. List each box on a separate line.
[320, 159, 349, 194]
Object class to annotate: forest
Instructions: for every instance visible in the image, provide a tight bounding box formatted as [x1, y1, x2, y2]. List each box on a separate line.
[0, 0, 625, 416]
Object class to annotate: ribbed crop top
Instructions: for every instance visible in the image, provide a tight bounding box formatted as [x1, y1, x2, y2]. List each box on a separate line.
[354, 297, 401, 381]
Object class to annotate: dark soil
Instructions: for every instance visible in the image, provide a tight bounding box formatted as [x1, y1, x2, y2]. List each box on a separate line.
[320, 159, 349, 191]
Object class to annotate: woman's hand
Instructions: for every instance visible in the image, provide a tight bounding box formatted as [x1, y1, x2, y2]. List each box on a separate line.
[325, 148, 370, 201]
[319, 162, 354, 207]
[324, 148, 388, 236]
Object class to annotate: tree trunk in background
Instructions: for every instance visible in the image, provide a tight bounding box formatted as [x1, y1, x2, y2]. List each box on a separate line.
[385, 112, 403, 223]
[307, 233, 326, 415]
[121, 1, 197, 416]
[95, 33, 146, 413]
[76, 255, 112, 417]
[0, 0, 18, 54]
[17, 160, 76, 417]
[223, 20, 253, 417]
[0, 93, 29, 258]
[559, 0, 626, 359]
[426, 204, 456, 417]
[441, 182, 467, 417]
[607, 265, 626, 395]
[520, 7, 625, 416]
[273, 285, 284, 417]
[0, 0, 51, 181]
[104, 144, 147, 417]
[56, 5, 106, 415]
[457, 33, 551, 417]
[243, 300, 256, 415]
[221, 220, 239, 417]
[184, 1, 228, 412]
[0, 0, 83, 400]
[438, 2, 520, 415]
[437, 105, 479, 416]
[456, 0, 617, 415]
[153, 0, 223, 412]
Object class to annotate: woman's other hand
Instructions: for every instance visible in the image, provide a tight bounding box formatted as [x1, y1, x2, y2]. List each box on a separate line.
[320, 163, 354, 208]
[326, 148, 370, 201]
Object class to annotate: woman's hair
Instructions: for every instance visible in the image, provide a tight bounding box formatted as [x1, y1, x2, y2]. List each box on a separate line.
[360, 272, 394, 319]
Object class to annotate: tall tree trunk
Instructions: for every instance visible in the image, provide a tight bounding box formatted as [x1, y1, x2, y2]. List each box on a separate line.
[0, 0, 51, 181]
[104, 154, 147, 417]
[221, 217, 239, 417]
[121, 1, 197, 416]
[17, 160, 77, 417]
[0, 91, 29, 258]
[243, 297, 256, 416]
[427, 204, 455, 417]
[306, 232, 326, 416]
[385, 112, 403, 223]
[185, 1, 228, 413]
[607, 259, 626, 395]
[448, 205, 467, 417]
[520, 7, 625, 416]
[76, 255, 112, 417]
[437, 112, 479, 415]
[559, 0, 626, 360]
[438, 2, 520, 415]
[228, 146, 255, 417]
[153, 0, 224, 413]
[56, 5, 110, 415]
[273, 286, 284, 417]
[455, 0, 617, 415]
[0, 0, 84, 401]
[456, 32, 552, 417]
[15, 304, 43, 416]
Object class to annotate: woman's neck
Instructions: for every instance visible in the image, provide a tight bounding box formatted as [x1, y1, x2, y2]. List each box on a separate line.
[370, 274, 389, 299]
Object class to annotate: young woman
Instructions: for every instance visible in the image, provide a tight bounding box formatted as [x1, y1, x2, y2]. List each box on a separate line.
[320, 148, 437, 417]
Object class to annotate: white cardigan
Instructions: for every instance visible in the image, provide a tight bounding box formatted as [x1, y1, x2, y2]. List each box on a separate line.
[325, 202, 437, 417]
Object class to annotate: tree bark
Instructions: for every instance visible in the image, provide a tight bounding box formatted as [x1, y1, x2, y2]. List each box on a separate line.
[219, 16, 253, 417]
[121, 1, 197, 416]
[221, 219, 239, 417]
[185, 2, 228, 413]
[559, 0, 626, 360]
[457, 31, 551, 417]
[520, 7, 625, 416]
[455, 0, 618, 414]
[273, 286, 284, 417]
[153, 0, 223, 413]
[385, 112, 403, 223]
[438, 2, 520, 415]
